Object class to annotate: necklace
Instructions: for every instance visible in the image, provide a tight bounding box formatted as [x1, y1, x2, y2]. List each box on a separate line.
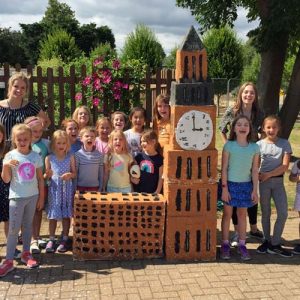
[7, 98, 23, 109]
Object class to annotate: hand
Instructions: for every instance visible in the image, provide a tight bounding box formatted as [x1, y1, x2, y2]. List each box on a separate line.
[130, 176, 140, 185]
[221, 188, 231, 203]
[251, 191, 259, 204]
[44, 169, 53, 179]
[4, 159, 19, 167]
[61, 172, 73, 181]
[36, 198, 44, 211]
[259, 172, 270, 182]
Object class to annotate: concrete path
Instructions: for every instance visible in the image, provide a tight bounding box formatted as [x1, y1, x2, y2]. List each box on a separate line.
[0, 212, 300, 300]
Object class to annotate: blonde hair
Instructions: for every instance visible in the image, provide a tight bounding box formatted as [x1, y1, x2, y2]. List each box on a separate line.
[11, 124, 32, 150]
[61, 118, 79, 131]
[50, 130, 70, 154]
[72, 106, 92, 127]
[108, 129, 129, 154]
[24, 116, 44, 129]
[79, 126, 97, 137]
[7, 72, 30, 99]
[96, 117, 112, 131]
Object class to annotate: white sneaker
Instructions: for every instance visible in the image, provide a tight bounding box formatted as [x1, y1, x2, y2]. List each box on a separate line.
[30, 240, 40, 254]
[230, 233, 239, 248]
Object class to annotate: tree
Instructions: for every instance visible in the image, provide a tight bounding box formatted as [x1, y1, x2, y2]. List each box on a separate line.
[163, 46, 178, 69]
[0, 27, 28, 65]
[241, 40, 261, 83]
[121, 24, 165, 70]
[203, 26, 243, 106]
[41, 0, 79, 38]
[39, 29, 82, 63]
[20, 23, 46, 65]
[176, 0, 300, 138]
[76, 24, 115, 55]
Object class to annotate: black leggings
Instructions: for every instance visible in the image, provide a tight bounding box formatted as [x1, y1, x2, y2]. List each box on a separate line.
[232, 204, 258, 226]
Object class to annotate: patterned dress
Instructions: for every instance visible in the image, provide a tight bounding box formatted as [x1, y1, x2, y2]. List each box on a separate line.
[0, 158, 9, 222]
[47, 153, 74, 219]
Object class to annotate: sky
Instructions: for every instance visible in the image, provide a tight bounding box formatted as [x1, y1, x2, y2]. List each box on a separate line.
[0, 0, 258, 54]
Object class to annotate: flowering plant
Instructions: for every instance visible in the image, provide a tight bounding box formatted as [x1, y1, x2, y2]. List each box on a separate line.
[76, 54, 146, 115]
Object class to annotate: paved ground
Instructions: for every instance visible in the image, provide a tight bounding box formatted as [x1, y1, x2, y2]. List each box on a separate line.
[0, 212, 300, 300]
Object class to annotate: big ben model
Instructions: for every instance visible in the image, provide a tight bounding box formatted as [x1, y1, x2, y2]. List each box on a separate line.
[164, 26, 218, 261]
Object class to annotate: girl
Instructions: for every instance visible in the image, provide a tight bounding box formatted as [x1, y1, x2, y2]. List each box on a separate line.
[124, 107, 146, 157]
[72, 105, 92, 130]
[111, 111, 126, 131]
[24, 116, 50, 254]
[219, 82, 264, 246]
[0, 72, 50, 149]
[220, 116, 259, 261]
[289, 159, 300, 255]
[103, 130, 134, 193]
[61, 119, 82, 154]
[44, 130, 76, 253]
[256, 115, 292, 257]
[152, 94, 171, 151]
[0, 124, 44, 277]
[0, 124, 9, 242]
[133, 131, 163, 194]
[95, 117, 112, 154]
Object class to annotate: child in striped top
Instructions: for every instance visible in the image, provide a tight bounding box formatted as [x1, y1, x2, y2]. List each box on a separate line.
[75, 127, 104, 191]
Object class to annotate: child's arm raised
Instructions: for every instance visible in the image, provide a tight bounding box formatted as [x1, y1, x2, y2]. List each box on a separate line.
[251, 153, 260, 204]
[43, 156, 53, 179]
[36, 167, 45, 211]
[221, 149, 231, 202]
[1, 154, 18, 183]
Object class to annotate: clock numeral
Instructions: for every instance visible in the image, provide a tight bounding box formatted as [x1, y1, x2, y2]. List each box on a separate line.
[185, 116, 190, 120]
[206, 127, 210, 130]
[206, 120, 210, 124]
[202, 114, 206, 119]
[204, 134, 209, 138]
[193, 144, 197, 148]
[180, 137, 187, 141]
[180, 124, 184, 127]
[179, 130, 185, 133]
[184, 142, 189, 147]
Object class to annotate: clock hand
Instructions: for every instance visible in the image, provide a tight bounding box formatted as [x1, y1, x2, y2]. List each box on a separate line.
[192, 113, 196, 130]
[194, 128, 203, 131]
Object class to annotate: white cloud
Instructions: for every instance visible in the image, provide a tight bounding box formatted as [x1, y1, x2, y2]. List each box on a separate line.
[0, 0, 257, 54]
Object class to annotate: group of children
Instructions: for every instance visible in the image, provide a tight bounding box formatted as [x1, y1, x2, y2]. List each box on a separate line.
[0, 94, 170, 277]
[0, 90, 299, 277]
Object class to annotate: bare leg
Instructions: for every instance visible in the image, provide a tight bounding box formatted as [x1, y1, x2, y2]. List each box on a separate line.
[221, 205, 233, 241]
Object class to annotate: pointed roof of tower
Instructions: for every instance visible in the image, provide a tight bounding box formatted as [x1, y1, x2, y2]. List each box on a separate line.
[179, 26, 204, 51]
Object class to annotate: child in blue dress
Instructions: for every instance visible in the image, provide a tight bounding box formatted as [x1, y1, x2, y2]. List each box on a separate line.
[220, 116, 260, 261]
[44, 130, 76, 253]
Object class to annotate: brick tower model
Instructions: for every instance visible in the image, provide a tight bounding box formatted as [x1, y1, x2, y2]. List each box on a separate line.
[164, 26, 218, 261]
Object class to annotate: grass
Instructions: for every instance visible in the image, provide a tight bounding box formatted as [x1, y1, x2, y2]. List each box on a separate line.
[215, 118, 300, 210]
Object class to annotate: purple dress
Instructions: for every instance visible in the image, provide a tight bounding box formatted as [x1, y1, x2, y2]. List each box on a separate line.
[47, 153, 73, 219]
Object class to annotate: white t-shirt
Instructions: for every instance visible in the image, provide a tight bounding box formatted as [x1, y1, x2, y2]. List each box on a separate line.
[4, 149, 43, 199]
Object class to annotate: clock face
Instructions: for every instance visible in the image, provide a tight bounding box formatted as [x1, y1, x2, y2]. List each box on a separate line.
[175, 110, 213, 150]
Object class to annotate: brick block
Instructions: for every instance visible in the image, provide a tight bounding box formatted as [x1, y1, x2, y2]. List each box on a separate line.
[73, 192, 166, 260]
[169, 105, 216, 150]
[165, 216, 216, 261]
[163, 147, 218, 184]
[164, 182, 217, 217]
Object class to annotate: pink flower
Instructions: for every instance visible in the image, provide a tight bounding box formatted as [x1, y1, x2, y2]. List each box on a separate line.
[75, 92, 82, 101]
[93, 57, 103, 66]
[112, 59, 121, 70]
[122, 83, 129, 89]
[102, 74, 112, 84]
[93, 97, 100, 106]
[82, 76, 91, 86]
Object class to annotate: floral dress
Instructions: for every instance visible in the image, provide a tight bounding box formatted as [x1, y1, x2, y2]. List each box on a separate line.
[47, 153, 74, 219]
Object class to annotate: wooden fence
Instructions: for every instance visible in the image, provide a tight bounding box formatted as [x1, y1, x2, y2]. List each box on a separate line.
[0, 63, 175, 132]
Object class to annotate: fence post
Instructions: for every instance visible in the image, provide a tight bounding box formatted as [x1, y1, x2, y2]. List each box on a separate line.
[145, 67, 152, 127]
[58, 66, 65, 125]
[47, 68, 55, 134]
